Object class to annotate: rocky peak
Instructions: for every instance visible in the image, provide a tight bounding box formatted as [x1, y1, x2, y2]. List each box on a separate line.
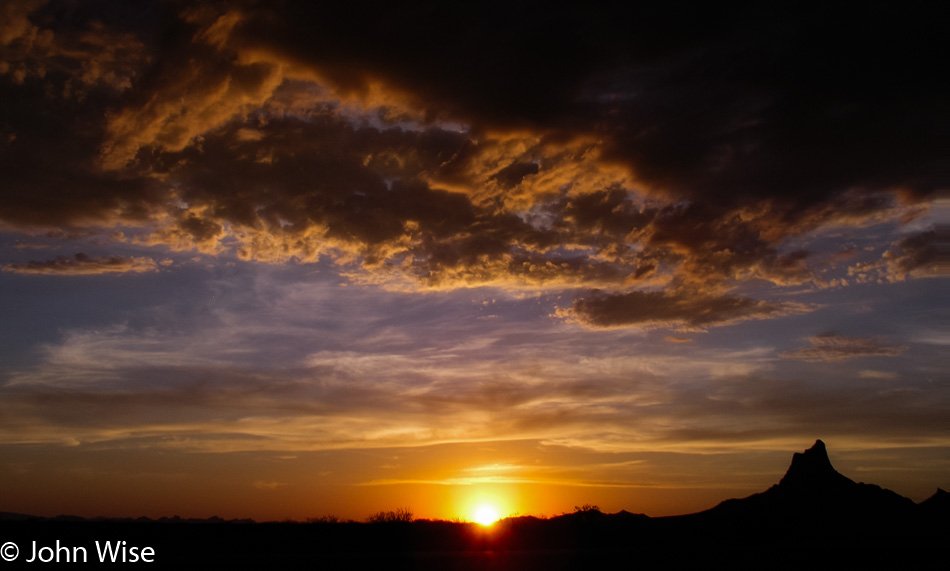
[919, 488, 949, 511]
[778, 439, 854, 490]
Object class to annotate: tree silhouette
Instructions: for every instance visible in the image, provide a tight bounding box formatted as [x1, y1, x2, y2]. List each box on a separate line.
[367, 507, 413, 523]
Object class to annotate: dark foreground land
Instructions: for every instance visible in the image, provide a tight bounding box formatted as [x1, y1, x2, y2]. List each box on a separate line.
[2, 441, 946, 569]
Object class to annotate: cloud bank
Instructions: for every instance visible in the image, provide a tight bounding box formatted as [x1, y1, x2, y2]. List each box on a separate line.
[0, 1, 940, 330]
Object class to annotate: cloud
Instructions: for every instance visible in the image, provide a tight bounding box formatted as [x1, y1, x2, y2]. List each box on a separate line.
[4, 331, 940, 455]
[224, 3, 939, 208]
[0, 263, 941, 458]
[781, 333, 908, 362]
[3, 253, 158, 275]
[0, 1, 940, 314]
[848, 230, 944, 284]
[560, 289, 812, 330]
[97, 49, 284, 170]
[0, 270, 777, 450]
[0, 0, 147, 94]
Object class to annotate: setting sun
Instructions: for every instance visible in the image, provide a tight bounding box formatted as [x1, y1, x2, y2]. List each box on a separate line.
[472, 504, 500, 526]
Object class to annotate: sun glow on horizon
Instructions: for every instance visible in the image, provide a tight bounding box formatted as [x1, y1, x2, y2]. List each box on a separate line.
[472, 504, 500, 526]
[451, 482, 520, 526]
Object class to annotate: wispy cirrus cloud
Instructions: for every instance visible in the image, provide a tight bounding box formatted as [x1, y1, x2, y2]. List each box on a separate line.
[3, 253, 159, 275]
[558, 289, 814, 330]
[781, 333, 908, 362]
[2, 272, 938, 457]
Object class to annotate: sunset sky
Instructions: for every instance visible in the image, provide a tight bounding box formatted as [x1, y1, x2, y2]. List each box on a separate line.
[0, 1, 945, 522]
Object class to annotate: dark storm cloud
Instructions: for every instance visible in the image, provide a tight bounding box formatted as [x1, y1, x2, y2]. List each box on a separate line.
[0, 1, 940, 316]
[0, 64, 163, 229]
[0, 0, 148, 93]
[135, 114, 617, 288]
[100, 103, 652, 289]
[0, 1, 162, 230]
[3, 253, 158, 275]
[149, 113, 476, 244]
[227, 2, 941, 200]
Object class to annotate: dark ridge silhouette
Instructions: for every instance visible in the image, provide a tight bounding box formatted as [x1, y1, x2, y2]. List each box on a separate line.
[2, 440, 945, 569]
[920, 487, 949, 509]
[669, 439, 921, 540]
[777, 439, 852, 489]
[0, 511, 38, 522]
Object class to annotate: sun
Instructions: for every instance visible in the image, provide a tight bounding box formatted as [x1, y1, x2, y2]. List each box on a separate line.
[472, 504, 500, 526]
[454, 485, 514, 526]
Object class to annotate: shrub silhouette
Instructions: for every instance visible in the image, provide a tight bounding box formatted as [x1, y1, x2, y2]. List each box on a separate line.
[367, 507, 413, 523]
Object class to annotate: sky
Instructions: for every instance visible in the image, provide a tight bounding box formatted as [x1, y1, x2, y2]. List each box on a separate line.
[0, 1, 945, 522]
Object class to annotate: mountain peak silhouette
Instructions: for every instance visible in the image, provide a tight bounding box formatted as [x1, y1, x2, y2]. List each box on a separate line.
[920, 488, 949, 514]
[694, 438, 923, 536]
[778, 439, 854, 490]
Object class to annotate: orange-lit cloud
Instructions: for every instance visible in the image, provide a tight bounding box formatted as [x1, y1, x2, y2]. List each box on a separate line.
[0, 1, 939, 317]
[0, 0, 147, 96]
[848, 230, 943, 284]
[3, 253, 159, 275]
[781, 333, 908, 362]
[560, 289, 813, 330]
[1, 315, 939, 455]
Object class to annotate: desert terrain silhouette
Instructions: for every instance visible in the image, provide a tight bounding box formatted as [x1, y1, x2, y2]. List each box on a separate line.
[2, 440, 945, 569]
